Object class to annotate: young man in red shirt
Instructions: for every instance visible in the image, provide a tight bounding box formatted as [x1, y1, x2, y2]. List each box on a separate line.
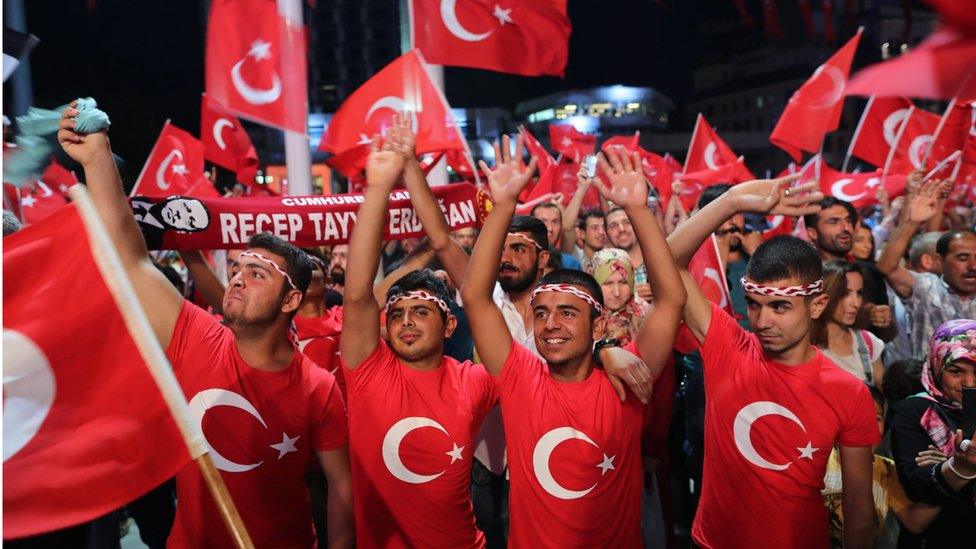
[58, 106, 353, 548]
[461, 142, 684, 546]
[667, 176, 880, 548]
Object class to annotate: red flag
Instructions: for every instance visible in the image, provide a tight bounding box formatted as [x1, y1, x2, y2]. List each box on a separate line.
[685, 114, 742, 173]
[797, 0, 815, 39]
[19, 161, 78, 225]
[762, 213, 795, 241]
[206, 0, 307, 133]
[924, 0, 976, 36]
[410, 0, 571, 77]
[551, 161, 601, 210]
[763, 0, 784, 39]
[663, 153, 684, 174]
[131, 123, 207, 198]
[822, 0, 836, 44]
[688, 235, 735, 316]
[927, 101, 973, 167]
[446, 149, 477, 182]
[549, 124, 595, 162]
[771, 30, 862, 160]
[520, 126, 559, 201]
[889, 108, 941, 174]
[845, 29, 976, 101]
[201, 95, 259, 185]
[601, 132, 640, 154]
[321, 50, 465, 160]
[818, 164, 909, 207]
[675, 160, 750, 210]
[3, 204, 190, 538]
[850, 97, 914, 168]
[732, 0, 756, 30]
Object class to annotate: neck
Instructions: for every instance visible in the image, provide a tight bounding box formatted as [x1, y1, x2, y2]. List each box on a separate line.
[231, 321, 296, 372]
[297, 299, 325, 318]
[584, 244, 600, 257]
[728, 249, 743, 263]
[766, 336, 818, 366]
[820, 249, 844, 262]
[548, 355, 594, 383]
[400, 352, 444, 372]
[825, 321, 852, 350]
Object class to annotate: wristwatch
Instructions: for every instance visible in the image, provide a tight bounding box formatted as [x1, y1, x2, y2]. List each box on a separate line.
[592, 338, 622, 367]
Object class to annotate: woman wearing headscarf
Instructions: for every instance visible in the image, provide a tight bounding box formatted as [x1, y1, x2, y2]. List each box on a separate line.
[587, 247, 651, 346]
[889, 319, 976, 546]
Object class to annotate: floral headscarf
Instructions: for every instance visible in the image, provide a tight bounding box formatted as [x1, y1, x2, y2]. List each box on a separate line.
[587, 248, 650, 345]
[916, 319, 976, 454]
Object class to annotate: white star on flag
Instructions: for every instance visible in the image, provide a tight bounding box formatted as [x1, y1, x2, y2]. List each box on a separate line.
[597, 453, 615, 475]
[493, 4, 513, 25]
[171, 164, 189, 176]
[248, 39, 273, 61]
[561, 137, 573, 148]
[446, 443, 464, 464]
[20, 194, 36, 208]
[270, 432, 300, 459]
[796, 441, 819, 460]
[58, 184, 70, 193]
[357, 133, 372, 146]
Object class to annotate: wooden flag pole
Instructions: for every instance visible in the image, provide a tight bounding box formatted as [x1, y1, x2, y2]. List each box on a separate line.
[70, 185, 255, 549]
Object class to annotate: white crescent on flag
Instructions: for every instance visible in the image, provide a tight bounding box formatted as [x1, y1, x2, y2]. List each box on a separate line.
[440, 0, 492, 42]
[230, 40, 283, 106]
[2, 329, 57, 462]
[155, 149, 184, 191]
[831, 178, 868, 202]
[212, 118, 234, 150]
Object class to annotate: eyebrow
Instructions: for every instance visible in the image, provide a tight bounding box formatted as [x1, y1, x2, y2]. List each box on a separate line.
[234, 261, 273, 276]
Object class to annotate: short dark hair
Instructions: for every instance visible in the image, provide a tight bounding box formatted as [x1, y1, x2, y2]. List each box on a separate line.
[578, 209, 605, 230]
[531, 202, 561, 220]
[509, 215, 549, 251]
[936, 229, 976, 257]
[604, 206, 627, 228]
[803, 196, 858, 229]
[745, 235, 823, 287]
[386, 269, 453, 321]
[534, 268, 604, 319]
[247, 233, 313, 295]
[696, 184, 733, 210]
[545, 246, 562, 271]
[882, 359, 925, 405]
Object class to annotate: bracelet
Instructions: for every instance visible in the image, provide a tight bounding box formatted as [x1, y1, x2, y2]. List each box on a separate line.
[592, 338, 622, 367]
[947, 457, 976, 480]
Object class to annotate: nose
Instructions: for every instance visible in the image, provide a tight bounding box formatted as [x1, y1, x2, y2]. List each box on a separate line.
[230, 271, 245, 288]
[962, 372, 976, 388]
[543, 312, 561, 332]
[753, 307, 775, 330]
[401, 310, 416, 327]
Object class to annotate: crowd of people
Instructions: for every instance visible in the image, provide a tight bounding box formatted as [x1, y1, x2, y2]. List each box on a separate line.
[5, 102, 976, 549]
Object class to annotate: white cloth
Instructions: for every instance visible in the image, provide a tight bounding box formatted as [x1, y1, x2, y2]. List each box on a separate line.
[822, 329, 885, 382]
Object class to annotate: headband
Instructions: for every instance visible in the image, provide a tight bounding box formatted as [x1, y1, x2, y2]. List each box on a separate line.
[386, 290, 454, 319]
[507, 232, 544, 250]
[530, 283, 604, 314]
[239, 251, 297, 291]
[740, 277, 823, 297]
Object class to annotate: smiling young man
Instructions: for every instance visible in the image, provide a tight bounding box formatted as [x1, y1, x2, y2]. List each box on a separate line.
[461, 146, 684, 546]
[667, 177, 880, 548]
[58, 107, 353, 548]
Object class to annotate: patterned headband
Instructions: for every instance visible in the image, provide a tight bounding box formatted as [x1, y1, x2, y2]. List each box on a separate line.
[530, 283, 604, 314]
[507, 232, 544, 250]
[740, 277, 823, 297]
[239, 251, 297, 291]
[386, 290, 454, 319]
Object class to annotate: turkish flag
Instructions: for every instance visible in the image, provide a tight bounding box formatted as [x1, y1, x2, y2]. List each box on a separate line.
[131, 122, 207, 198]
[596, 134, 676, 204]
[771, 30, 862, 160]
[845, 29, 976, 101]
[320, 50, 465, 159]
[676, 160, 750, 210]
[446, 149, 477, 182]
[817, 164, 907, 208]
[206, 0, 308, 133]
[762, 214, 796, 241]
[549, 124, 595, 162]
[201, 95, 259, 185]
[928, 101, 973, 168]
[19, 161, 77, 225]
[688, 235, 735, 317]
[685, 114, 745, 174]
[551, 161, 601, 210]
[410, 0, 570, 77]
[3, 204, 190, 538]
[520, 126, 559, 202]
[850, 97, 914, 168]
[889, 107, 941, 174]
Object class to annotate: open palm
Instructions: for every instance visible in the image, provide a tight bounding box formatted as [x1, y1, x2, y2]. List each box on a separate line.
[597, 150, 648, 207]
[731, 175, 823, 216]
[365, 136, 407, 189]
[479, 134, 537, 205]
[907, 180, 940, 223]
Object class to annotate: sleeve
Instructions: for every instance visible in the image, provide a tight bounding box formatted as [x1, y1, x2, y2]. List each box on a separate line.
[903, 271, 932, 308]
[311, 375, 349, 452]
[837, 382, 882, 447]
[340, 339, 395, 394]
[499, 343, 546, 400]
[470, 364, 502, 419]
[165, 300, 226, 374]
[700, 303, 753, 381]
[866, 331, 885, 363]
[889, 399, 958, 505]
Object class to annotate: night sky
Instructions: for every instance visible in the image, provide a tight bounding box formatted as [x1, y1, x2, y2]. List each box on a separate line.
[16, 0, 781, 183]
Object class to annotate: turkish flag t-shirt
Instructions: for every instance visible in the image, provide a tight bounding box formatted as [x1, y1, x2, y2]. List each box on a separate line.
[692, 304, 880, 548]
[500, 344, 646, 547]
[166, 301, 348, 549]
[341, 340, 498, 548]
[294, 311, 345, 398]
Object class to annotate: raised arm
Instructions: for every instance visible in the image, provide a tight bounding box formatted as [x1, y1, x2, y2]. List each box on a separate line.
[372, 241, 437, 305]
[58, 104, 184, 347]
[340, 123, 410, 369]
[876, 180, 941, 299]
[560, 170, 593, 254]
[596, 150, 686, 380]
[460, 135, 537, 377]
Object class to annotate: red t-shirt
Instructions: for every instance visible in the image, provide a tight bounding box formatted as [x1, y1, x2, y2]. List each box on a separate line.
[342, 340, 498, 548]
[692, 304, 880, 548]
[500, 343, 646, 548]
[166, 301, 348, 549]
[294, 311, 345, 398]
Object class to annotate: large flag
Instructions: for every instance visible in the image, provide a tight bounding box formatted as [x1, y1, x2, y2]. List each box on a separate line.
[410, 0, 571, 77]
[549, 124, 595, 162]
[818, 162, 908, 208]
[131, 122, 207, 198]
[849, 97, 914, 168]
[889, 107, 942, 174]
[770, 30, 862, 160]
[320, 50, 465, 168]
[927, 101, 973, 168]
[685, 114, 743, 173]
[3, 202, 191, 538]
[205, 0, 308, 133]
[688, 235, 735, 317]
[19, 160, 77, 225]
[201, 94, 259, 185]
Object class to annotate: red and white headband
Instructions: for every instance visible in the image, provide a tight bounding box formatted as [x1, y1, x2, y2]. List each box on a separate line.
[740, 277, 823, 297]
[386, 290, 454, 319]
[507, 232, 544, 250]
[239, 251, 297, 291]
[530, 283, 604, 313]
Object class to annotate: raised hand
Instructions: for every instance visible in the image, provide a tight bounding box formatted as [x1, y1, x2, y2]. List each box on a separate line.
[365, 133, 408, 191]
[384, 112, 416, 161]
[478, 134, 538, 206]
[729, 174, 822, 216]
[596, 149, 648, 208]
[907, 179, 941, 223]
[57, 103, 111, 166]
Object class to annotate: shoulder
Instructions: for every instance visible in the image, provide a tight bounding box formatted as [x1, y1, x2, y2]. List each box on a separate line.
[890, 396, 933, 422]
[816, 353, 869, 391]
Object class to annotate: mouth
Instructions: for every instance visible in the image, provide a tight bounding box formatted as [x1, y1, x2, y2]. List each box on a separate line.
[962, 272, 976, 282]
[399, 333, 421, 344]
[540, 337, 570, 350]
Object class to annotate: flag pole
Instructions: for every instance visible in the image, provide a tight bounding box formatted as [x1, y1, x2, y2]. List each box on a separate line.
[277, 0, 313, 196]
[842, 95, 874, 173]
[882, 105, 915, 182]
[922, 97, 957, 167]
[69, 185, 255, 549]
[684, 113, 702, 168]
